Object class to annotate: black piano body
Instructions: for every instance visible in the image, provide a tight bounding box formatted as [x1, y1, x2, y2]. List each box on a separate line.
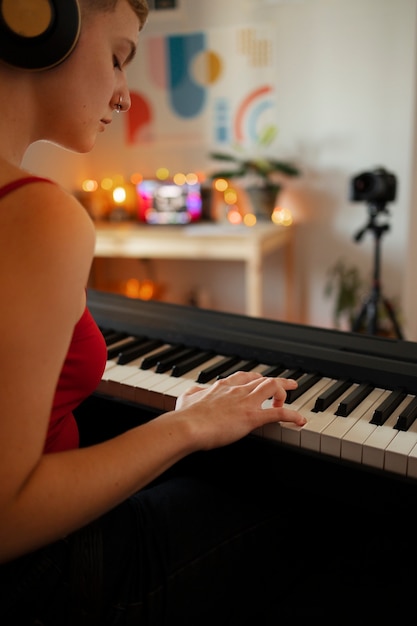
[76, 289, 417, 515]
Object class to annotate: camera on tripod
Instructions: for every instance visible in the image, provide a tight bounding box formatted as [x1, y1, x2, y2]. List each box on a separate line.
[350, 167, 397, 209]
[348, 166, 403, 338]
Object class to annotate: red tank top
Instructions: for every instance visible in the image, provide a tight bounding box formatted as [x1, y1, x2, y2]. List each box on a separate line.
[0, 176, 107, 452]
[46, 306, 107, 453]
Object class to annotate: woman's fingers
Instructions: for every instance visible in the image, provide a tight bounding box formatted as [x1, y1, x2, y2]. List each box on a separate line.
[177, 372, 307, 426]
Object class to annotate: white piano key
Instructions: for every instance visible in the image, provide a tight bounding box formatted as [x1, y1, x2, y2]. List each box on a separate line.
[101, 358, 143, 382]
[97, 360, 140, 396]
[340, 389, 392, 464]
[263, 376, 336, 447]
[384, 403, 417, 476]
[320, 388, 387, 458]
[141, 374, 204, 411]
[407, 440, 417, 479]
[102, 359, 118, 372]
[103, 341, 173, 375]
[360, 395, 417, 473]
[100, 368, 156, 402]
[132, 352, 225, 403]
[152, 354, 233, 410]
[299, 383, 365, 452]
[341, 390, 391, 464]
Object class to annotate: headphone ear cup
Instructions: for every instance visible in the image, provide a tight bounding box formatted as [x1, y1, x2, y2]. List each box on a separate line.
[0, 0, 81, 70]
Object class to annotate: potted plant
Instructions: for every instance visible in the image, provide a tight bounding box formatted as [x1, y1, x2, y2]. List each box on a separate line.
[324, 258, 403, 337]
[208, 138, 300, 219]
[324, 259, 364, 330]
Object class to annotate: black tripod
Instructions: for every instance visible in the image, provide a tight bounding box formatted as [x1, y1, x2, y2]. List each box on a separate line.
[351, 201, 404, 339]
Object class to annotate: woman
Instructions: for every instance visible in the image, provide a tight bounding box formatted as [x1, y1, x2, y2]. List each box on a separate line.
[0, 1, 312, 624]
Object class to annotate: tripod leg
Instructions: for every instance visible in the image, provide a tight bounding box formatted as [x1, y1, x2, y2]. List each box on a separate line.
[351, 299, 370, 333]
[366, 295, 379, 335]
[352, 289, 379, 335]
[381, 297, 404, 340]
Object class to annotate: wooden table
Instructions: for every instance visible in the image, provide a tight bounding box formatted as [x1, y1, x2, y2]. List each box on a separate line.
[92, 221, 294, 318]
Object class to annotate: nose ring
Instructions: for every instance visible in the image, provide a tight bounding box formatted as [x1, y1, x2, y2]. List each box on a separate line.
[116, 96, 122, 113]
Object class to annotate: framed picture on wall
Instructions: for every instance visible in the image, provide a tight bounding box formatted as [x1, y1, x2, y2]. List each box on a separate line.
[148, 0, 181, 10]
[147, 0, 183, 20]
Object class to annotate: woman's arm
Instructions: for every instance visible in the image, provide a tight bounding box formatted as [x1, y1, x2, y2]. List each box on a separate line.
[0, 184, 305, 563]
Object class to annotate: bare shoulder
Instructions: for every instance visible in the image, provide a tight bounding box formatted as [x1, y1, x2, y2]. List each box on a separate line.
[0, 173, 95, 320]
[1, 175, 95, 258]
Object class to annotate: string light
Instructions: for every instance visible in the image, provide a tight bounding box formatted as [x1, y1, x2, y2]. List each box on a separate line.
[113, 186, 127, 204]
[81, 179, 98, 192]
[271, 206, 293, 226]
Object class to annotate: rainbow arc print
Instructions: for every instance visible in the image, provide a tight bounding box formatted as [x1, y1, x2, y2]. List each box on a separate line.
[126, 25, 278, 150]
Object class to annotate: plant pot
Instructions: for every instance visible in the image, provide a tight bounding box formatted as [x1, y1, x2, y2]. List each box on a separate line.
[246, 185, 279, 220]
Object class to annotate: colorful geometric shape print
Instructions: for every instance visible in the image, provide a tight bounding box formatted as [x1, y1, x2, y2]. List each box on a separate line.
[192, 49, 223, 85]
[168, 34, 206, 117]
[234, 85, 276, 145]
[124, 26, 277, 148]
[126, 91, 153, 144]
[144, 32, 221, 119]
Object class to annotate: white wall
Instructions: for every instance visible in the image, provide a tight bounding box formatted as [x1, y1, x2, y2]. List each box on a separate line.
[23, 0, 417, 338]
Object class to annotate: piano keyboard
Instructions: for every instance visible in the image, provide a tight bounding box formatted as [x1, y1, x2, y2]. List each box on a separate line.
[96, 322, 417, 482]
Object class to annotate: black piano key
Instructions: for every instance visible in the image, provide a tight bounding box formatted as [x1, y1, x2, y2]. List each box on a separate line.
[171, 350, 215, 377]
[218, 359, 259, 379]
[141, 344, 184, 370]
[395, 396, 417, 431]
[197, 356, 240, 384]
[155, 347, 201, 373]
[107, 336, 147, 360]
[286, 372, 322, 404]
[117, 339, 164, 365]
[313, 379, 351, 412]
[102, 330, 128, 346]
[281, 368, 304, 380]
[260, 364, 287, 378]
[370, 389, 407, 426]
[335, 383, 374, 417]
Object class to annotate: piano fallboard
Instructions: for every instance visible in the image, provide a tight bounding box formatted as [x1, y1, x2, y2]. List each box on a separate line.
[88, 289, 417, 393]
[85, 289, 417, 490]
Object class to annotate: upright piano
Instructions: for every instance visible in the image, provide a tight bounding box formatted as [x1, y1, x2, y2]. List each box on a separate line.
[79, 288, 417, 514]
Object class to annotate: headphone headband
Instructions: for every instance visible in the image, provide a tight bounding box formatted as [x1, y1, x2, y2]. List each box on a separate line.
[0, 0, 81, 70]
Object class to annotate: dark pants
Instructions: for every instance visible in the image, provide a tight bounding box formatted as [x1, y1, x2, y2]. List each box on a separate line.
[2, 434, 417, 625]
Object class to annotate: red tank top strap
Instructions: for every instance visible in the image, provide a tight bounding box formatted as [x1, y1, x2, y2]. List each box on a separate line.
[0, 176, 53, 200]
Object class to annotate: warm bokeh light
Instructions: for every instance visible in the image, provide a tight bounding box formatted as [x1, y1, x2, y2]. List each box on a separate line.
[224, 189, 238, 205]
[123, 278, 160, 300]
[139, 279, 158, 300]
[101, 177, 113, 191]
[82, 179, 98, 192]
[271, 206, 293, 226]
[130, 172, 143, 185]
[156, 167, 170, 180]
[173, 172, 187, 186]
[227, 208, 243, 224]
[185, 172, 199, 185]
[124, 278, 141, 299]
[195, 171, 207, 183]
[113, 186, 127, 204]
[214, 178, 228, 192]
[243, 213, 257, 226]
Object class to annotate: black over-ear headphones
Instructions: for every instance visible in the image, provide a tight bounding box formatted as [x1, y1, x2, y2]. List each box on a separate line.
[0, 0, 81, 70]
